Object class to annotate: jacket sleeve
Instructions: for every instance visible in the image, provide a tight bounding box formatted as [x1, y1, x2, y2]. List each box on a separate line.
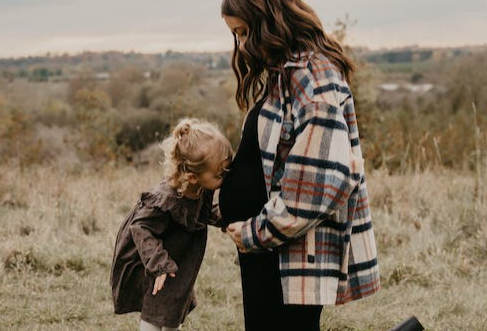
[129, 216, 178, 277]
[241, 63, 364, 252]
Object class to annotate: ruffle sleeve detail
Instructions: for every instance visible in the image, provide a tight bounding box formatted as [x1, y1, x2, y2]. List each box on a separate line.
[135, 181, 209, 232]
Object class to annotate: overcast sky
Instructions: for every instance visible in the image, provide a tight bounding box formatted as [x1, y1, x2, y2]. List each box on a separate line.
[1, 0, 486, 58]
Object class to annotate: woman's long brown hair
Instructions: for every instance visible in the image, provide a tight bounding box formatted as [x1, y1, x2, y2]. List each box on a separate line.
[221, 0, 355, 110]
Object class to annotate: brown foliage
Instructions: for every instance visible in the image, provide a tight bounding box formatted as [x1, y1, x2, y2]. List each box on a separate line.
[74, 88, 112, 111]
[352, 53, 487, 172]
[66, 73, 97, 105]
[0, 106, 44, 166]
[106, 67, 144, 107]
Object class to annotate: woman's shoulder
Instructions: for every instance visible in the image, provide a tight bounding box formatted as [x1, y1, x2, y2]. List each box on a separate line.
[286, 52, 346, 83]
[286, 51, 351, 107]
[285, 51, 338, 71]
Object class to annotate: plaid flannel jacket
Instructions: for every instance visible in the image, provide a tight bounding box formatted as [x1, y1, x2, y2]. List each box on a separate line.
[240, 52, 380, 305]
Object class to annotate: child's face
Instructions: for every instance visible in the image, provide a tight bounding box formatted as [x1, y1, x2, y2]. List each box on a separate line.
[195, 158, 231, 191]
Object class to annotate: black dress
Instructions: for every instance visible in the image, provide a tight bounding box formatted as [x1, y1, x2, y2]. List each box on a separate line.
[219, 97, 268, 223]
[219, 98, 323, 331]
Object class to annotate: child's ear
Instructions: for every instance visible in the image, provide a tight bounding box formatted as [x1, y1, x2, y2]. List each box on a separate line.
[186, 172, 198, 184]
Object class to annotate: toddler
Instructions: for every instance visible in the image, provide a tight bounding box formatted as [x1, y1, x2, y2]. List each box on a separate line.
[110, 118, 232, 331]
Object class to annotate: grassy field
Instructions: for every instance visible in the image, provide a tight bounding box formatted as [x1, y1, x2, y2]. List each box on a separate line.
[0, 164, 486, 331]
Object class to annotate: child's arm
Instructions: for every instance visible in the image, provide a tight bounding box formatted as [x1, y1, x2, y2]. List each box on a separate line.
[205, 191, 228, 231]
[207, 203, 227, 229]
[200, 190, 226, 229]
[129, 217, 178, 279]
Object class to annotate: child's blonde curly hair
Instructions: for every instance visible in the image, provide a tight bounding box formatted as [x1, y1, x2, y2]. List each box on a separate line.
[160, 118, 233, 195]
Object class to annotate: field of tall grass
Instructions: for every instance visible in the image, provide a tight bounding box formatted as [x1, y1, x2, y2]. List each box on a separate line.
[0, 163, 485, 331]
[1, 47, 486, 331]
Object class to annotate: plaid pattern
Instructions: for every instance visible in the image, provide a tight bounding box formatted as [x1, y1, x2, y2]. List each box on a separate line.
[240, 52, 380, 305]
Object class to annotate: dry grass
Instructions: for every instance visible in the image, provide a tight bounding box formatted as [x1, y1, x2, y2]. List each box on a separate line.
[0, 165, 486, 331]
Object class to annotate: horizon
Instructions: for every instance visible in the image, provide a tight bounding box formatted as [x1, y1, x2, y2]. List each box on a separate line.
[1, 0, 486, 58]
[2, 43, 487, 61]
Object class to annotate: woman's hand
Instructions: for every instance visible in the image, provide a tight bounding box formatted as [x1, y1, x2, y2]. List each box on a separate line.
[152, 272, 176, 295]
[226, 222, 248, 253]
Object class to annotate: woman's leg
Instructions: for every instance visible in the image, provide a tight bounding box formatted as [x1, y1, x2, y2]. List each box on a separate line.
[281, 304, 323, 331]
[239, 250, 323, 331]
[238, 250, 283, 331]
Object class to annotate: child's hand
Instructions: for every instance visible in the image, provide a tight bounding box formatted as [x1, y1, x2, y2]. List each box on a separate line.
[152, 272, 176, 295]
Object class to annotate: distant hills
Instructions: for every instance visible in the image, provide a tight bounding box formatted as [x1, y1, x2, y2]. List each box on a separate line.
[355, 44, 487, 64]
[1, 45, 486, 81]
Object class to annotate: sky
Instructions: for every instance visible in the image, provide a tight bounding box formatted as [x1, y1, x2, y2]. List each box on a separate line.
[0, 0, 486, 58]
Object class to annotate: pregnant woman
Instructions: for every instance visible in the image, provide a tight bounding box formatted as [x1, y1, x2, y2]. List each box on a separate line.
[218, 1, 381, 331]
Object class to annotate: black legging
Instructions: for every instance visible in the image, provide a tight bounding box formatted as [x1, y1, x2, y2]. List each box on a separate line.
[238, 251, 323, 331]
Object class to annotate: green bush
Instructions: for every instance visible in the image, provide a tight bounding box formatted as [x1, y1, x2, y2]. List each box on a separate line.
[115, 109, 171, 153]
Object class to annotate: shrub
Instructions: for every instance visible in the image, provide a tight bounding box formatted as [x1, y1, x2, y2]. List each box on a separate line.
[134, 81, 156, 108]
[74, 88, 112, 111]
[66, 73, 97, 105]
[71, 88, 120, 163]
[106, 67, 144, 107]
[115, 109, 170, 154]
[73, 107, 121, 163]
[353, 53, 487, 172]
[0, 105, 44, 166]
[37, 99, 75, 127]
[4, 249, 40, 272]
[157, 61, 204, 95]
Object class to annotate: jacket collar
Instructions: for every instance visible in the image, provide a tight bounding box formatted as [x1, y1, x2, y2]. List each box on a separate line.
[283, 51, 314, 69]
[138, 181, 208, 232]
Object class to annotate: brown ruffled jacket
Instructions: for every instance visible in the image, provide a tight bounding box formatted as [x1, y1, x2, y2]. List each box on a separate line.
[110, 181, 221, 328]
